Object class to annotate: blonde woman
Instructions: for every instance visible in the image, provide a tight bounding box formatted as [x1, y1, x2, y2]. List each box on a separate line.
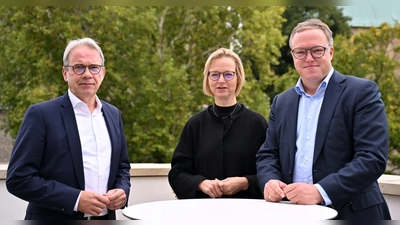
[168, 48, 268, 199]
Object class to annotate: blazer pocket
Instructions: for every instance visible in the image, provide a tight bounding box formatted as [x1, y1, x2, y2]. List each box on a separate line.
[350, 187, 384, 211]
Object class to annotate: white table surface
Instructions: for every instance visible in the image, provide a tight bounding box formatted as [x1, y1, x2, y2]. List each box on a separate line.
[122, 198, 337, 223]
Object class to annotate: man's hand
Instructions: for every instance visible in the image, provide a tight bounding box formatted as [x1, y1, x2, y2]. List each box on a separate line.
[78, 190, 110, 216]
[263, 179, 287, 202]
[103, 188, 127, 210]
[284, 183, 323, 205]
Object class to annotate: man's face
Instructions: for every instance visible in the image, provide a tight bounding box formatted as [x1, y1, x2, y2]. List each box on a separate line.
[291, 29, 334, 87]
[62, 45, 105, 102]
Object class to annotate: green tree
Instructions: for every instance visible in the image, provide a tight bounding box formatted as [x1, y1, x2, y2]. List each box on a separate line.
[0, 6, 76, 135]
[234, 6, 286, 115]
[0, 6, 286, 163]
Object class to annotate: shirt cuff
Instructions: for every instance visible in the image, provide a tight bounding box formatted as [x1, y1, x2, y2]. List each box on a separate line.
[314, 183, 332, 206]
[74, 191, 82, 212]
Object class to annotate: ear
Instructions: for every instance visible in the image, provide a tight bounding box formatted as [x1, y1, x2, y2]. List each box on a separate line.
[101, 67, 106, 80]
[62, 66, 68, 82]
[329, 47, 334, 60]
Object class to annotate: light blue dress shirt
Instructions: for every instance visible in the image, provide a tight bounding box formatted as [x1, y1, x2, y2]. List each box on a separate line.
[293, 68, 334, 206]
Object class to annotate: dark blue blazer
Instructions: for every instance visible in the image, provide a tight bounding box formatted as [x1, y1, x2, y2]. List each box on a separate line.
[6, 92, 131, 220]
[256, 71, 391, 220]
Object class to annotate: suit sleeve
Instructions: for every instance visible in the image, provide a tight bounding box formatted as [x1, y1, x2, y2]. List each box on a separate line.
[256, 95, 284, 191]
[6, 105, 81, 214]
[317, 80, 389, 205]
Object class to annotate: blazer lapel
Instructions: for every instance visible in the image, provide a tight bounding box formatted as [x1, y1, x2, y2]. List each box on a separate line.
[101, 104, 118, 190]
[313, 71, 346, 164]
[60, 93, 85, 189]
[283, 88, 301, 168]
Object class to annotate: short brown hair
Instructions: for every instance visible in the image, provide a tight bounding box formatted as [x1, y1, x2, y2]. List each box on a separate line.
[288, 18, 333, 49]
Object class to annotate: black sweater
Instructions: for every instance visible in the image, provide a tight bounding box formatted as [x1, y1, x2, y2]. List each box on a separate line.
[168, 104, 268, 199]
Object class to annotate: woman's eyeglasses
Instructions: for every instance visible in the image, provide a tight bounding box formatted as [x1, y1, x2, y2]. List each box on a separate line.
[208, 71, 236, 81]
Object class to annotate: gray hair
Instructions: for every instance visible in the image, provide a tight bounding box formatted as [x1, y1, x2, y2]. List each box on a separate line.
[63, 37, 105, 66]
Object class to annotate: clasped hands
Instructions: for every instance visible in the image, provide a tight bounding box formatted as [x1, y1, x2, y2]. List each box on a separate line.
[78, 188, 127, 216]
[264, 179, 323, 205]
[198, 177, 248, 198]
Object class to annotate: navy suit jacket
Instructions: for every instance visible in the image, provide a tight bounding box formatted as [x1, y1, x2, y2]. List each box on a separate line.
[256, 71, 390, 219]
[6, 92, 131, 220]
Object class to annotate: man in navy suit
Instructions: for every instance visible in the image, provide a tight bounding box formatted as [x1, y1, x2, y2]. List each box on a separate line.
[256, 18, 391, 220]
[6, 37, 131, 220]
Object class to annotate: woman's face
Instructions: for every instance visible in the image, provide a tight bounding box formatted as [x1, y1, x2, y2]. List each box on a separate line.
[208, 56, 237, 105]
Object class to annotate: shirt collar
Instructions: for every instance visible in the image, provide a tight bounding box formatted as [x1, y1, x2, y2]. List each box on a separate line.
[295, 67, 334, 96]
[67, 89, 102, 113]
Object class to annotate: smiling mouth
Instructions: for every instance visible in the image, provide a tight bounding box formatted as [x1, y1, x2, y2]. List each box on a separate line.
[304, 65, 318, 68]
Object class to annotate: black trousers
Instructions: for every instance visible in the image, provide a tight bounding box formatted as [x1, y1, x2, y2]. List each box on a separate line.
[85, 214, 109, 220]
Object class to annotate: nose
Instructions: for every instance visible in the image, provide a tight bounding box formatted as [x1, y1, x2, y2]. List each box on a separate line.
[217, 74, 226, 82]
[305, 50, 315, 62]
[81, 67, 93, 77]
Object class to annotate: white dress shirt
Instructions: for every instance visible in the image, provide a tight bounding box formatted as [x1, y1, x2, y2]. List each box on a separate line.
[69, 90, 111, 217]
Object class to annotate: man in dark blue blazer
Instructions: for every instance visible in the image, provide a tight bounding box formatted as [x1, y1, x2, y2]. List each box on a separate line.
[256, 18, 391, 220]
[6, 37, 131, 220]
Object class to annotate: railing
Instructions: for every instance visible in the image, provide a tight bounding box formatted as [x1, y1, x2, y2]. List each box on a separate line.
[1, 163, 399, 220]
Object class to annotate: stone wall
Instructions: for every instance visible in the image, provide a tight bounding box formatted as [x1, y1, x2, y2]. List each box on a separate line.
[0, 111, 13, 163]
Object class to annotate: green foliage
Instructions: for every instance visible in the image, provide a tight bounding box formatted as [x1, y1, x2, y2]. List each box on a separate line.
[3, 6, 399, 171]
[0, 7, 71, 136]
[234, 6, 286, 115]
[0, 6, 284, 163]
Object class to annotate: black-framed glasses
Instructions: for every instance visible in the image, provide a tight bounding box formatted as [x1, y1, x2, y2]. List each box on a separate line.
[291, 45, 330, 60]
[64, 64, 103, 75]
[208, 71, 236, 81]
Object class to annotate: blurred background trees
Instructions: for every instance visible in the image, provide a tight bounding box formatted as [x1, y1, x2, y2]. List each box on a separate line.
[0, 6, 399, 173]
[0, 6, 284, 162]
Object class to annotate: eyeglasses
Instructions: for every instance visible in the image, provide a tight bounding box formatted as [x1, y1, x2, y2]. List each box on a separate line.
[208, 71, 236, 81]
[64, 64, 103, 75]
[291, 45, 330, 60]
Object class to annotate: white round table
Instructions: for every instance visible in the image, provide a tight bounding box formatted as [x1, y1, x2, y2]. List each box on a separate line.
[123, 198, 337, 223]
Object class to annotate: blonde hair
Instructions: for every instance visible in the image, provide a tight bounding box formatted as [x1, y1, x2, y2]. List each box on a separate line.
[202, 48, 245, 97]
[289, 18, 333, 49]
